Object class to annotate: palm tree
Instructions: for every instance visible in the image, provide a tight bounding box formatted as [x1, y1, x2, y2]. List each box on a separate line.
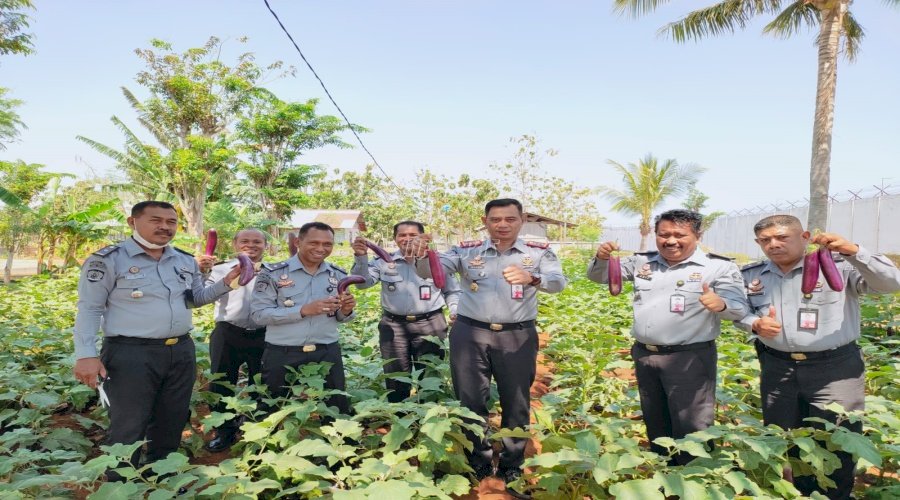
[613, 0, 900, 232]
[601, 154, 705, 251]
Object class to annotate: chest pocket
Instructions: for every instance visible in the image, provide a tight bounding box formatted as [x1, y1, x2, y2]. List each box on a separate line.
[114, 276, 152, 301]
[381, 274, 403, 290]
[464, 264, 489, 281]
[173, 266, 194, 289]
[810, 290, 841, 307]
[748, 293, 771, 313]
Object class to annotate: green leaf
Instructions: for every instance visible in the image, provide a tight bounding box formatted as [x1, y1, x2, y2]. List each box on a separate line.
[150, 453, 190, 476]
[22, 391, 60, 407]
[830, 428, 882, 467]
[723, 470, 763, 496]
[437, 474, 470, 495]
[608, 478, 664, 500]
[87, 482, 141, 499]
[382, 423, 414, 454]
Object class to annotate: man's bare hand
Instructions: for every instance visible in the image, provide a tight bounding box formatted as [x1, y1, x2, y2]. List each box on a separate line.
[73, 357, 107, 389]
[753, 306, 782, 338]
[595, 242, 619, 260]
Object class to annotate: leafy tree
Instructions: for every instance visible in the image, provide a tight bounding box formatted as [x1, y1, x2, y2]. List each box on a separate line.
[0, 0, 34, 58]
[600, 154, 705, 251]
[531, 176, 604, 242]
[234, 95, 355, 231]
[0, 87, 25, 150]
[490, 134, 557, 212]
[681, 182, 725, 233]
[408, 172, 498, 246]
[612, 0, 900, 233]
[0, 160, 56, 283]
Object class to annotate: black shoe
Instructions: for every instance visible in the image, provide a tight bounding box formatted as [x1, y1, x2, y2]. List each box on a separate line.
[499, 467, 531, 499]
[471, 462, 494, 481]
[206, 432, 236, 452]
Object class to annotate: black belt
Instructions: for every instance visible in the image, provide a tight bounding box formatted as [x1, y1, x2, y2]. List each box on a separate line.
[265, 341, 335, 353]
[106, 334, 190, 346]
[219, 321, 266, 335]
[755, 340, 857, 362]
[635, 340, 715, 353]
[457, 315, 536, 332]
[383, 308, 443, 322]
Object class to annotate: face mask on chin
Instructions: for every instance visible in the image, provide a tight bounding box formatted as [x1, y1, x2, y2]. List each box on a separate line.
[131, 230, 168, 250]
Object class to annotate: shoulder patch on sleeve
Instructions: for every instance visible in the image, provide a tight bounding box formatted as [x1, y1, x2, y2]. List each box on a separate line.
[707, 252, 734, 261]
[262, 260, 288, 272]
[92, 244, 120, 257]
[741, 260, 766, 271]
[458, 240, 483, 248]
[173, 247, 194, 257]
[525, 240, 549, 249]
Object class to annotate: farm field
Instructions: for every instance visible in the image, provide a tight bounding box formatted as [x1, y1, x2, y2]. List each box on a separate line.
[0, 250, 898, 499]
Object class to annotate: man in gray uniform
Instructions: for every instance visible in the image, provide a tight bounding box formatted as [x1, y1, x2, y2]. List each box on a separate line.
[587, 209, 747, 465]
[200, 229, 269, 452]
[72, 201, 243, 473]
[350, 221, 461, 403]
[250, 222, 357, 415]
[414, 198, 566, 498]
[736, 215, 900, 499]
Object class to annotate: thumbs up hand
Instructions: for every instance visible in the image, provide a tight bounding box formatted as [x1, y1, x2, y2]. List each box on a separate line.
[752, 305, 783, 338]
[699, 282, 727, 313]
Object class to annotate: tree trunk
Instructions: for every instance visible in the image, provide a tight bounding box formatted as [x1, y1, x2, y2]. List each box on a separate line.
[807, 1, 847, 232]
[3, 243, 14, 284]
[178, 189, 206, 242]
[638, 228, 650, 252]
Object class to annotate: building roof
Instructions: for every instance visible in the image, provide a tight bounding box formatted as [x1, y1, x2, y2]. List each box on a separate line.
[286, 210, 367, 231]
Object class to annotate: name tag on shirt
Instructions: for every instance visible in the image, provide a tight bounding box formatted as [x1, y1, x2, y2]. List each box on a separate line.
[798, 308, 818, 331]
[511, 284, 524, 300]
[670, 294, 685, 313]
[419, 285, 431, 301]
[125, 273, 146, 280]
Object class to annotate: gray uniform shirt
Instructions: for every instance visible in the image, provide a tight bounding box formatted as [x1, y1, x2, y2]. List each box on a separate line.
[351, 252, 461, 316]
[206, 258, 262, 330]
[736, 246, 900, 352]
[587, 249, 747, 345]
[416, 239, 566, 323]
[250, 257, 354, 346]
[73, 237, 233, 359]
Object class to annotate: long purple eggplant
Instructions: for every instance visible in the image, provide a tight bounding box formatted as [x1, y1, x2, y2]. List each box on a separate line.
[337, 275, 366, 294]
[287, 232, 299, 257]
[608, 254, 622, 296]
[817, 246, 844, 292]
[365, 241, 393, 262]
[236, 253, 255, 286]
[801, 249, 820, 294]
[205, 229, 217, 256]
[427, 250, 446, 289]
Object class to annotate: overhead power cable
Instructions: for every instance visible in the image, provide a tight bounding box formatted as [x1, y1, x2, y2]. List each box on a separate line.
[262, 0, 405, 194]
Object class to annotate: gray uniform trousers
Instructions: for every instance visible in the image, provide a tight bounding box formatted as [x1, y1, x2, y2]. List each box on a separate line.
[101, 335, 196, 466]
[208, 322, 266, 434]
[756, 341, 864, 500]
[261, 342, 350, 415]
[632, 342, 717, 465]
[450, 316, 538, 471]
[378, 311, 447, 403]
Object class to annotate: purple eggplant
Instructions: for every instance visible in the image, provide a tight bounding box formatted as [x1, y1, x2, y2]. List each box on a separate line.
[608, 254, 622, 296]
[427, 250, 446, 289]
[365, 241, 393, 262]
[337, 275, 366, 294]
[801, 249, 820, 294]
[236, 253, 256, 286]
[287, 232, 299, 257]
[817, 246, 844, 292]
[205, 229, 217, 256]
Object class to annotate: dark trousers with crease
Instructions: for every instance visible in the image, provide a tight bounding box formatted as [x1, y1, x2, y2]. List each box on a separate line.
[261, 342, 350, 415]
[101, 336, 195, 466]
[208, 321, 265, 434]
[379, 312, 447, 403]
[632, 342, 717, 465]
[757, 341, 864, 500]
[450, 319, 538, 472]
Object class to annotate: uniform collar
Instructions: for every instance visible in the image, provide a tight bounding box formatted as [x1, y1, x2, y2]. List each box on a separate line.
[485, 238, 527, 254]
[762, 258, 803, 277]
[389, 250, 408, 262]
[288, 255, 333, 276]
[122, 237, 175, 260]
[651, 247, 707, 268]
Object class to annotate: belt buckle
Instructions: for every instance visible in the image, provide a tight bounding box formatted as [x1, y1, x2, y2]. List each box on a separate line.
[302, 345, 317, 353]
[645, 344, 659, 352]
[790, 352, 807, 361]
[164, 338, 178, 346]
[406, 315, 417, 321]
[489, 323, 503, 331]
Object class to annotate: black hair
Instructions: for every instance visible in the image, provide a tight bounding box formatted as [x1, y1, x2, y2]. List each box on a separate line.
[654, 209, 703, 235]
[484, 198, 523, 215]
[753, 214, 803, 235]
[131, 201, 176, 217]
[393, 220, 425, 237]
[298, 222, 335, 238]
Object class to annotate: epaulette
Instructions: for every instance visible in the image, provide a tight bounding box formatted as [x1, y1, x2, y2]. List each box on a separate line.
[263, 260, 289, 272]
[525, 241, 550, 249]
[92, 244, 120, 257]
[173, 247, 194, 257]
[707, 252, 734, 261]
[741, 261, 766, 271]
[330, 263, 349, 275]
[635, 250, 659, 256]
[458, 240, 482, 248]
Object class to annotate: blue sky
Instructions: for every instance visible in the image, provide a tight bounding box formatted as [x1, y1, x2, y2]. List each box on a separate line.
[2, 1, 898, 225]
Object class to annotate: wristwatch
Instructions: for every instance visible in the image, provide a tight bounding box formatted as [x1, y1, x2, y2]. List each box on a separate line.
[529, 273, 542, 286]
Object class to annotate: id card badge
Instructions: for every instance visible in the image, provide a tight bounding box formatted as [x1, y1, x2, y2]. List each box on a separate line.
[419, 285, 432, 301]
[511, 284, 524, 300]
[670, 294, 686, 313]
[798, 308, 818, 331]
